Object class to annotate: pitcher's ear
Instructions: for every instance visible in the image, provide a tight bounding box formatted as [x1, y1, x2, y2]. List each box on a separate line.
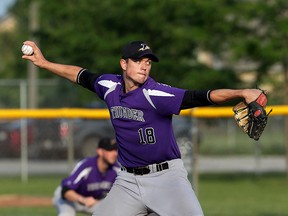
[120, 59, 127, 70]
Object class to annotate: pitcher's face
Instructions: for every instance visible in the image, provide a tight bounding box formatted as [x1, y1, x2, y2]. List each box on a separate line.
[121, 58, 152, 86]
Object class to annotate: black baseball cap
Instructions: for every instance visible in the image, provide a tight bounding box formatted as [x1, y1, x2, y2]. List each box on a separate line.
[98, 138, 118, 151]
[121, 41, 159, 62]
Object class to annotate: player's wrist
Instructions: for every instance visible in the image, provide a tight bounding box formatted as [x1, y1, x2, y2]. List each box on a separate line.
[77, 196, 85, 205]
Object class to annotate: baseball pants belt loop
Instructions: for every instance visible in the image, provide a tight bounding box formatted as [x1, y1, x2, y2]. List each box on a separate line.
[121, 162, 169, 175]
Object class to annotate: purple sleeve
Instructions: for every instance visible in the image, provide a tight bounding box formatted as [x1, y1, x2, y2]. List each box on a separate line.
[61, 159, 90, 190]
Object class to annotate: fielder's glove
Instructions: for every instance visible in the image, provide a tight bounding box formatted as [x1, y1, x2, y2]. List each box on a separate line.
[232, 91, 272, 141]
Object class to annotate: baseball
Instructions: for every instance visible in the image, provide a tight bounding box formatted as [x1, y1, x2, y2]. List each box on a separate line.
[21, 44, 34, 55]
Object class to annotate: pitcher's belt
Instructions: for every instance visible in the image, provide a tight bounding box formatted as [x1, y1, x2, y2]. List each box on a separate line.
[121, 162, 169, 175]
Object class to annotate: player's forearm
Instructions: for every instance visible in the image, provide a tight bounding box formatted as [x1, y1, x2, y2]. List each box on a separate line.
[40, 61, 81, 83]
[21, 40, 81, 83]
[64, 189, 85, 204]
[209, 89, 262, 104]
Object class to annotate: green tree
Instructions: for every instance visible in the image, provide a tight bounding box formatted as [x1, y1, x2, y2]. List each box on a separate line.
[3, 0, 269, 107]
[215, 0, 288, 104]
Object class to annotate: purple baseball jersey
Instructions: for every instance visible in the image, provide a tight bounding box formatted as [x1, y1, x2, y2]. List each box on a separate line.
[94, 74, 186, 167]
[61, 156, 119, 199]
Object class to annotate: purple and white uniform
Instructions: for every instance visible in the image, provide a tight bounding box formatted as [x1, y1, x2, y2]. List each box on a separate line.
[52, 156, 119, 216]
[61, 156, 118, 198]
[79, 73, 205, 216]
[94, 74, 185, 167]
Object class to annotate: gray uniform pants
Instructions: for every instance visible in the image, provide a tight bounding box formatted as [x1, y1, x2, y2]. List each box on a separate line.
[52, 186, 99, 216]
[92, 159, 204, 216]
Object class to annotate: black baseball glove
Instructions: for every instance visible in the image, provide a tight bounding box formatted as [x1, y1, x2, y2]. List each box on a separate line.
[232, 91, 272, 141]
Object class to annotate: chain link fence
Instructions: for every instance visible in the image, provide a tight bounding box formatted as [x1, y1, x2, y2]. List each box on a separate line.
[0, 80, 286, 178]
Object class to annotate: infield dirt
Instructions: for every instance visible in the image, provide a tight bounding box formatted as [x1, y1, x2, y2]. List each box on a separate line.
[0, 195, 52, 207]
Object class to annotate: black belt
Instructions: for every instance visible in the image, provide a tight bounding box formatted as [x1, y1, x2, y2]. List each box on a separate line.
[121, 162, 169, 175]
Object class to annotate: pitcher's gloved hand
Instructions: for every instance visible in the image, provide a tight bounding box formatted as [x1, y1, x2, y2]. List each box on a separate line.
[233, 91, 272, 141]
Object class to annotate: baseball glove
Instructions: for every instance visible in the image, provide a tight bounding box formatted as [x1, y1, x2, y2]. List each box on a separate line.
[232, 91, 272, 141]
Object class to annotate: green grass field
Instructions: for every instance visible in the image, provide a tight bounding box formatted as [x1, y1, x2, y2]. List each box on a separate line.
[199, 173, 288, 216]
[198, 118, 285, 156]
[0, 173, 288, 216]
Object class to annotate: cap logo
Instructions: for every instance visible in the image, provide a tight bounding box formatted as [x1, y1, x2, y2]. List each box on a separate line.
[138, 43, 150, 51]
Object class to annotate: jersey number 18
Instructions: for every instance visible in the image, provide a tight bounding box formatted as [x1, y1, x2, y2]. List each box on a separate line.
[138, 127, 156, 144]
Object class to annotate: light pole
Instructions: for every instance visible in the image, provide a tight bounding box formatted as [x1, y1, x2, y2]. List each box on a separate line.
[28, 1, 39, 108]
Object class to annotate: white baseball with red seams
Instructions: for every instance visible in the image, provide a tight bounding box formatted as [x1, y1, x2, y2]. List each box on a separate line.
[21, 44, 34, 55]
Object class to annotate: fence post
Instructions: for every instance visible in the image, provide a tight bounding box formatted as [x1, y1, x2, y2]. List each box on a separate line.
[254, 140, 261, 176]
[191, 117, 199, 195]
[67, 119, 74, 172]
[20, 81, 28, 182]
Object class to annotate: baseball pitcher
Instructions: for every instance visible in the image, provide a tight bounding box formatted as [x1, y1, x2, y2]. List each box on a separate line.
[22, 40, 268, 216]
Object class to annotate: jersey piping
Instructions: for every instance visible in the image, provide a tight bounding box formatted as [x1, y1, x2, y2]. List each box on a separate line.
[143, 88, 176, 109]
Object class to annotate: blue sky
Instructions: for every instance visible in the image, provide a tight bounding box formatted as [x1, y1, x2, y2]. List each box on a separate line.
[0, 0, 16, 17]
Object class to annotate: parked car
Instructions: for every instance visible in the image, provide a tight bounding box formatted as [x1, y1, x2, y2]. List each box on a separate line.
[0, 115, 195, 160]
[30, 118, 115, 159]
[0, 120, 34, 157]
[0, 119, 61, 158]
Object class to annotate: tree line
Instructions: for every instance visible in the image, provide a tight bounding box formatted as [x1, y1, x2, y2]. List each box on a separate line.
[0, 0, 287, 107]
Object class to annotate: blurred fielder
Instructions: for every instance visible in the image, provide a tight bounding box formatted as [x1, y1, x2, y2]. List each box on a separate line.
[52, 137, 119, 216]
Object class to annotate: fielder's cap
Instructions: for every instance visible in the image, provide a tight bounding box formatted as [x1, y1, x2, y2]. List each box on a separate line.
[98, 138, 118, 151]
[121, 41, 159, 62]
